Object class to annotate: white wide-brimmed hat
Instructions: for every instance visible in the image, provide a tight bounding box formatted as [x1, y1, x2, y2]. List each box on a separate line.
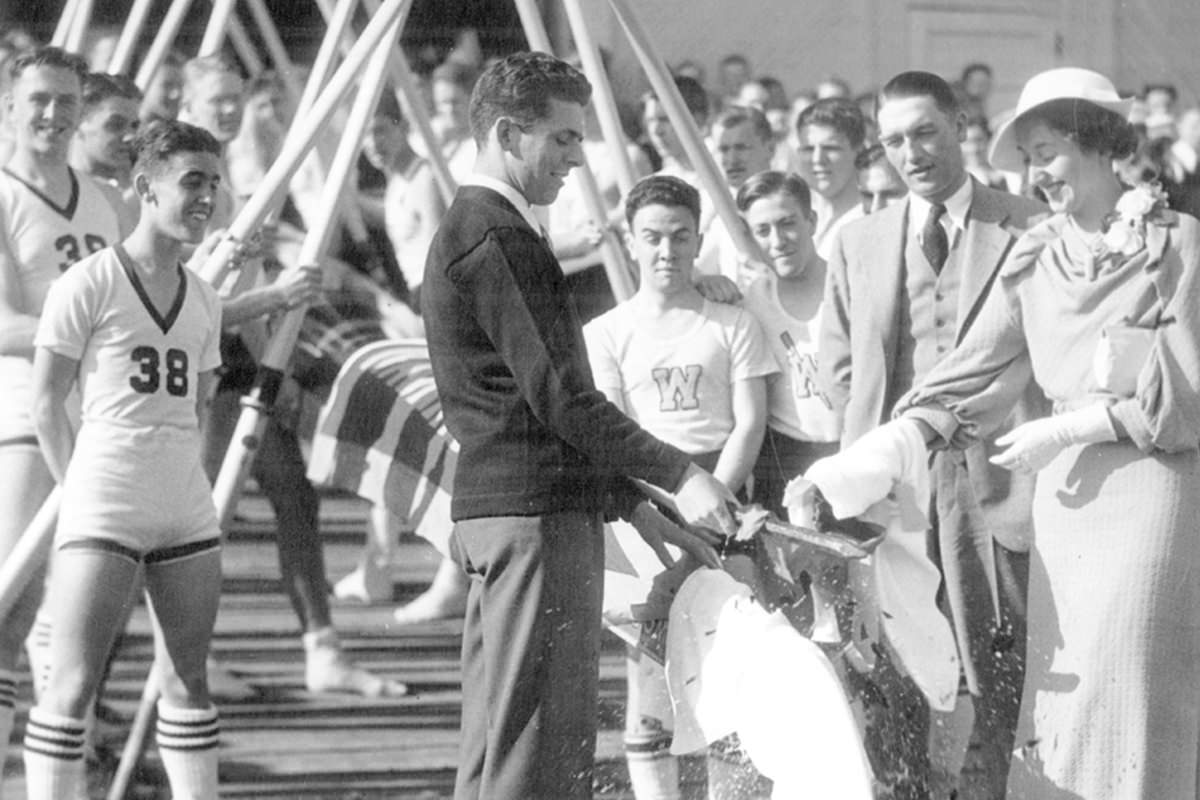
[989, 67, 1134, 173]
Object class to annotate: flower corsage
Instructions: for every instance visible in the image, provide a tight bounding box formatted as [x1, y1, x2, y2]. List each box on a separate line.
[1101, 183, 1171, 256]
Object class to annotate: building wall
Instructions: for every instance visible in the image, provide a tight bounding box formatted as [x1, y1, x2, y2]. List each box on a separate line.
[568, 0, 1200, 121]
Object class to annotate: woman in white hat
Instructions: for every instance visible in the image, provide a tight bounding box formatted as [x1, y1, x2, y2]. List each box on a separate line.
[820, 67, 1200, 797]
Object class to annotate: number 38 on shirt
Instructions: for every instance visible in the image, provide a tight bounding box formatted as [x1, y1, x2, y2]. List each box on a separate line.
[129, 346, 190, 397]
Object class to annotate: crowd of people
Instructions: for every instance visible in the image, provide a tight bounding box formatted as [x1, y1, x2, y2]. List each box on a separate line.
[0, 13, 1199, 800]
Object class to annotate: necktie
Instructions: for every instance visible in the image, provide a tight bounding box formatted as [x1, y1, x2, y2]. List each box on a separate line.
[922, 203, 948, 274]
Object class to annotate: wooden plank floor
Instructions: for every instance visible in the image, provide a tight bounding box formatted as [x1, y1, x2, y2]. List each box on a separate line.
[3, 492, 708, 799]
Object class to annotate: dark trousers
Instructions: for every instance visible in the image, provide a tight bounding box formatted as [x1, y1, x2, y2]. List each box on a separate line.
[858, 451, 1030, 800]
[450, 511, 605, 800]
[750, 428, 839, 518]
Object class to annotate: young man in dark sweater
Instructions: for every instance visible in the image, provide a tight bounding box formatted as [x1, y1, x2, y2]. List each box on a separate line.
[422, 52, 735, 800]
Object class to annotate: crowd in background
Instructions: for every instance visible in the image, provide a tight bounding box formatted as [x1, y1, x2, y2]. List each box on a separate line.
[0, 14, 1199, 800]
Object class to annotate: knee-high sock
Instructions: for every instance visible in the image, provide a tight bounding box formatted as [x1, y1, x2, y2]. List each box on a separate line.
[0, 669, 16, 792]
[22, 708, 85, 800]
[625, 732, 681, 800]
[156, 701, 220, 800]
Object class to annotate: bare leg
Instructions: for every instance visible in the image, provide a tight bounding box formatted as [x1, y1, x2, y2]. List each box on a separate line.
[333, 504, 397, 604]
[391, 556, 469, 625]
[0, 445, 54, 794]
[145, 548, 223, 800]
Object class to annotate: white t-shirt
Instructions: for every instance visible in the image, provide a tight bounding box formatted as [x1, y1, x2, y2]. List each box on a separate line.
[0, 167, 121, 440]
[383, 157, 436, 292]
[742, 274, 841, 442]
[584, 297, 777, 454]
[36, 245, 222, 432]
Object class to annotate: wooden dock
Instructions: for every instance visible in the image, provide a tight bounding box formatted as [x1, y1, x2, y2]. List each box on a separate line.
[3, 492, 708, 799]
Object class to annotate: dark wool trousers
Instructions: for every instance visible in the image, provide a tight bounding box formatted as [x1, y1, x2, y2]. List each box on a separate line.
[450, 511, 605, 800]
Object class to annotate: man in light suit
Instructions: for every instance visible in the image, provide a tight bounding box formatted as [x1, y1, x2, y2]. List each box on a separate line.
[820, 71, 1047, 800]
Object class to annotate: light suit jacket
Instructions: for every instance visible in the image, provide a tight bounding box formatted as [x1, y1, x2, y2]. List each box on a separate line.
[819, 179, 1048, 695]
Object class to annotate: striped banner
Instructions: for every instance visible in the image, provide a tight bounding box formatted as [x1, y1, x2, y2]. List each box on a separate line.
[306, 339, 457, 556]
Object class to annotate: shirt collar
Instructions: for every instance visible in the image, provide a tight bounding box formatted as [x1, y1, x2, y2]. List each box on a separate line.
[909, 175, 974, 242]
[463, 173, 545, 235]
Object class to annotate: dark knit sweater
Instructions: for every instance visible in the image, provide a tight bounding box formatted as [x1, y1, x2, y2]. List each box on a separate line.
[422, 185, 691, 521]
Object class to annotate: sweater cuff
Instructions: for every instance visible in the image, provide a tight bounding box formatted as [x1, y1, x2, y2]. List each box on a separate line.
[901, 405, 959, 449]
[605, 478, 646, 523]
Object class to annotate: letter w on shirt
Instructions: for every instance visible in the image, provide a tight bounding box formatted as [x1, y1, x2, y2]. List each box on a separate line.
[652, 365, 703, 412]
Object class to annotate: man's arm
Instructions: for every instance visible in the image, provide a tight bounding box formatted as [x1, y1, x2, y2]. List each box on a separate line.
[0, 216, 40, 357]
[32, 348, 79, 483]
[456, 232, 735, 534]
[711, 375, 767, 493]
[220, 263, 325, 326]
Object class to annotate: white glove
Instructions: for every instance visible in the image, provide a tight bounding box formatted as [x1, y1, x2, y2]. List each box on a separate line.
[990, 404, 1117, 473]
[799, 418, 926, 519]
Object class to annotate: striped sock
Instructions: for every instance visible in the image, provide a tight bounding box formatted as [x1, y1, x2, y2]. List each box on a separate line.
[156, 701, 219, 800]
[22, 708, 85, 800]
[25, 614, 53, 699]
[0, 669, 16, 794]
[624, 732, 681, 800]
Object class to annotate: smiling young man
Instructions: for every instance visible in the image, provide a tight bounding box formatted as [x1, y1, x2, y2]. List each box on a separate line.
[794, 97, 868, 258]
[422, 53, 736, 800]
[819, 70, 1046, 799]
[71, 71, 143, 231]
[25, 119, 225, 800]
[583, 175, 774, 800]
[0, 47, 125, 789]
[694, 105, 775, 285]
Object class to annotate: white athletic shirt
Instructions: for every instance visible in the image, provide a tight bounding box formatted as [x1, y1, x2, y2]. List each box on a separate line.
[742, 274, 841, 442]
[584, 298, 777, 454]
[35, 245, 222, 432]
[0, 167, 121, 441]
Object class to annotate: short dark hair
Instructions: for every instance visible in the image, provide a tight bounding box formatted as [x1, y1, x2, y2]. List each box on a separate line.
[1019, 98, 1138, 162]
[853, 143, 887, 171]
[796, 97, 866, 150]
[879, 70, 960, 117]
[735, 170, 812, 217]
[468, 51, 591, 147]
[625, 174, 701, 229]
[961, 63, 993, 83]
[754, 76, 788, 111]
[642, 75, 710, 125]
[1142, 82, 1178, 104]
[10, 46, 88, 84]
[711, 105, 773, 144]
[81, 72, 142, 114]
[132, 119, 221, 178]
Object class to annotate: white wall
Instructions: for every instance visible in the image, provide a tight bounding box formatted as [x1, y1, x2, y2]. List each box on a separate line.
[558, 0, 1200, 120]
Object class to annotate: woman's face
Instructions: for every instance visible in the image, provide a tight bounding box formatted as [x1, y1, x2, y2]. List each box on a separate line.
[1015, 118, 1109, 216]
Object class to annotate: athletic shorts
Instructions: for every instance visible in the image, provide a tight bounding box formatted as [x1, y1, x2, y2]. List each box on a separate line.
[57, 421, 219, 554]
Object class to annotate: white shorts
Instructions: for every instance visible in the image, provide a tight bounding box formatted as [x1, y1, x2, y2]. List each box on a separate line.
[57, 421, 219, 555]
